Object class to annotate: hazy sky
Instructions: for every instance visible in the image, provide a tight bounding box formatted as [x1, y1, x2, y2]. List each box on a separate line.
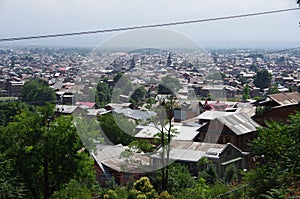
[0, 0, 300, 48]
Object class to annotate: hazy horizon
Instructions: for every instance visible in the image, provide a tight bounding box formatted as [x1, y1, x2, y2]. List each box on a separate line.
[0, 0, 300, 49]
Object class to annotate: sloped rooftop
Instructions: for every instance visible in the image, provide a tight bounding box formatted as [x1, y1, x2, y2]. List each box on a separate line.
[268, 92, 300, 106]
[216, 112, 261, 135]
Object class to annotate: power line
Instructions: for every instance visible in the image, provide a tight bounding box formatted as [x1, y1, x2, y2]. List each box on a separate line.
[0, 7, 299, 42]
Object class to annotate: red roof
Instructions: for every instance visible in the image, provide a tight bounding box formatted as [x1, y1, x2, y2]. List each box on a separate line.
[76, 102, 95, 108]
[207, 103, 229, 111]
[58, 67, 67, 71]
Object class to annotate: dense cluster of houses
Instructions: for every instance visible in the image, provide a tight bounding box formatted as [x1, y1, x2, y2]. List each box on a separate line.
[1, 47, 300, 185]
[53, 91, 300, 185]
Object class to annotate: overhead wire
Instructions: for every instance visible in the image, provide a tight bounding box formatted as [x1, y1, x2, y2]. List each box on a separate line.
[0, 7, 299, 42]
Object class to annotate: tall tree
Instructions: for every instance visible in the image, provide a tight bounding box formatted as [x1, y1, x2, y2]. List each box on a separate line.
[245, 113, 300, 197]
[96, 81, 111, 108]
[269, 83, 279, 94]
[98, 114, 136, 145]
[130, 86, 147, 105]
[0, 104, 94, 199]
[158, 75, 181, 95]
[0, 157, 25, 198]
[242, 84, 250, 101]
[20, 79, 56, 106]
[151, 95, 179, 191]
[114, 73, 132, 95]
[0, 101, 31, 126]
[253, 69, 272, 91]
[128, 177, 157, 199]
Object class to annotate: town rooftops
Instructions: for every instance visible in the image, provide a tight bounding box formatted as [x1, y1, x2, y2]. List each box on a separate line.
[86, 108, 110, 116]
[196, 111, 235, 121]
[213, 112, 261, 135]
[55, 105, 80, 114]
[135, 124, 201, 141]
[153, 140, 244, 162]
[113, 108, 156, 121]
[92, 144, 150, 173]
[75, 101, 96, 109]
[268, 92, 300, 106]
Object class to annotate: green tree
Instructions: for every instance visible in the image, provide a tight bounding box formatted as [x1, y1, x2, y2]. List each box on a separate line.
[0, 101, 31, 126]
[114, 74, 133, 95]
[158, 75, 181, 95]
[0, 157, 25, 198]
[113, 72, 124, 83]
[176, 178, 210, 199]
[104, 190, 118, 199]
[253, 69, 272, 91]
[158, 191, 174, 199]
[130, 86, 147, 105]
[0, 104, 95, 199]
[199, 164, 218, 185]
[10, 56, 15, 69]
[166, 164, 196, 195]
[20, 79, 56, 106]
[73, 115, 104, 152]
[98, 114, 136, 145]
[223, 164, 238, 184]
[96, 81, 111, 108]
[260, 187, 292, 199]
[150, 95, 179, 191]
[242, 84, 250, 101]
[250, 64, 258, 73]
[269, 83, 279, 94]
[236, 74, 247, 85]
[50, 179, 93, 199]
[245, 114, 300, 197]
[129, 139, 154, 153]
[128, 177, 157, 199]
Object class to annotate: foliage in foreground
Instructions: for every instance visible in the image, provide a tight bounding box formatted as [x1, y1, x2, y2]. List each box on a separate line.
[0, 103, 97, 199]
[245, 113, 300, 197]
[100, 163, 230, 199]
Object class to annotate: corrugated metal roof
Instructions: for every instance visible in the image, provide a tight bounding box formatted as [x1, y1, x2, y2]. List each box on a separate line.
[155, 140, 230, 162]
[216, 112, 260, 135]
[268, 92, 300, 106]
[169, 149, 206, 162]
[55, 105, 79, 114]
[113, 108, 156, 120]
[93, 144, 125, 161]
[135, 124, 200, 141]
[93, 144, 151, 173]
[101, 153, 150, 173]
[196, 111, 235, 120]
